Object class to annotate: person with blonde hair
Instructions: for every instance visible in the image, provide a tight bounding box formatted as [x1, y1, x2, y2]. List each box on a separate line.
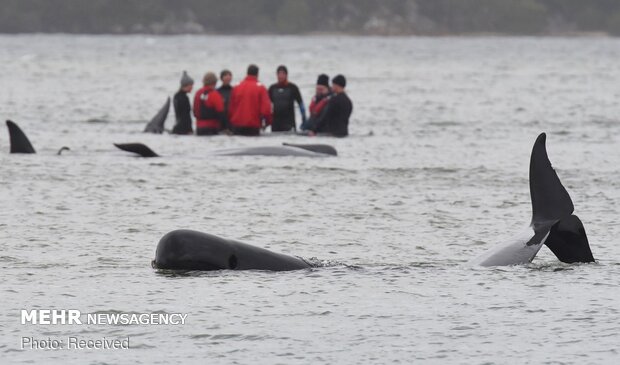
[193, 72, 224, 135]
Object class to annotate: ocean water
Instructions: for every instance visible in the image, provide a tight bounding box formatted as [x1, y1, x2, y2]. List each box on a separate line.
[0, 35, 619, 364]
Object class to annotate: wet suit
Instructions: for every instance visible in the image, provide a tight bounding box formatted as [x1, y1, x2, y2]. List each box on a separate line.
[217, 84, 233, 131]
[268, 82, 304, 132]
[172, 90, 193, 134]
[312, 92, 353, 137]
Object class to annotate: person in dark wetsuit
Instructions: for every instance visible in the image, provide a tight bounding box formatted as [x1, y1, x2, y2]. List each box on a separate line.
[172, 71, 194, 135]
[310, 74, 352, 138]
[301, 74, 331, 131]
[217, 69, 233, 134]
[268, 65, 306, 132]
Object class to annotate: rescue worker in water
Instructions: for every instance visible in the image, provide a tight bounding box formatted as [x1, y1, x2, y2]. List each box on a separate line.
[268, 65, 306, 132]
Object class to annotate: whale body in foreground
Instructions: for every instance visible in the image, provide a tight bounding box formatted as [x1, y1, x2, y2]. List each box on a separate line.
[470, 133, 594, 266]
[153, 133, 595, 272]
[152, 229, 312, 271]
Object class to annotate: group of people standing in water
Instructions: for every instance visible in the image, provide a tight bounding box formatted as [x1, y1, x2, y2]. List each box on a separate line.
[172, 64, 352, 137]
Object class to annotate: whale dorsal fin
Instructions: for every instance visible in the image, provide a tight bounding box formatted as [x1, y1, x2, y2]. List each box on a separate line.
[143, 97, 170, 134]
[6, 120, 36, 154]
[529, 133, 573, 227]
[282, 143, 337, 156]
[114, 143, 159, 157]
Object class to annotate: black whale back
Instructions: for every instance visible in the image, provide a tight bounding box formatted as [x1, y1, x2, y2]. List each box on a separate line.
[154, 229, 311, 271]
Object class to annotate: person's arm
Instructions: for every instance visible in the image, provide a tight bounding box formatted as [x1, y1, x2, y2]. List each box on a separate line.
[212, 91, 225, 126]
[192, 91, 200, 119]
[260, 86, 272, 127]
[181, 94, 192, 121]
[294, 85, 305, 131]
[228, 88, 237, 122]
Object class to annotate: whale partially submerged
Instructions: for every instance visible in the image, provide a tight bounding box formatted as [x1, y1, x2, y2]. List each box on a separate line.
[153, 133, 595, 272]
[143, 97, 170, 134]
[114, 142, 337, 158]
[470, 133, 594, 266]
[114, 143, 159, 157]
[152, 230, 312, 271]
[6, 120, 36, 154]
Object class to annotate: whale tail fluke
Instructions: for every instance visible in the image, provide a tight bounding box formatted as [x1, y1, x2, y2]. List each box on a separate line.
[6, 120, 36, 154]
[143, 97, 170, 134]
[529, 133, 574, 226]
[471, 132, 591, 267]
[114, 143, 159, 157]
[282, 143, 338, 156]
[545, 215, 595, 263]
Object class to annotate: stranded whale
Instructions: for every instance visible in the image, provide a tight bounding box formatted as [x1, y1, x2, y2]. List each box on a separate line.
[143, 97, 170, 134]
[470, 133, 594, 266]
[152, 230, 312, 271]
[153, 133, 595, 272]
[114, 142, 337, 158]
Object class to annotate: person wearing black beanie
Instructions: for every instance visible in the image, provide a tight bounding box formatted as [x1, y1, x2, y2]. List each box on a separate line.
[268, 65, 306, 132]
[310, 74, 352, 137]
[301, 74, 332, 131]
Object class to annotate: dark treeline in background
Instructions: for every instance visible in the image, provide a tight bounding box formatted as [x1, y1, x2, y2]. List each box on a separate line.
[3, 0, 620, 36]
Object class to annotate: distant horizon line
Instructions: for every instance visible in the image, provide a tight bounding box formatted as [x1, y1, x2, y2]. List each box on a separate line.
[0, 31, 616, 38]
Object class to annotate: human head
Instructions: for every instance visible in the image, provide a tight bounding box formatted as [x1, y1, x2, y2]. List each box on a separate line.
[180, 71, 194, 92]
[331, 74, 346, 93]
[202, 72, 217, 87]
[247, 64, 259, 77]
[277, 65, 288, 83]
[220, 69, 232, 86]
[316, 74, 329, 95]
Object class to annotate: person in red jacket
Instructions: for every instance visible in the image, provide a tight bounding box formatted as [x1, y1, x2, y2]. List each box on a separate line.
[228, 64, 272, 136]
[193, 72, 224, 135]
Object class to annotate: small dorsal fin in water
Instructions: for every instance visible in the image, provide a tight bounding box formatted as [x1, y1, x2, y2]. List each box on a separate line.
[282, 143, 337, 156]
[114, 143, 159, 157]
[6, 120, 36, 154]
[143, 97, 170, 134]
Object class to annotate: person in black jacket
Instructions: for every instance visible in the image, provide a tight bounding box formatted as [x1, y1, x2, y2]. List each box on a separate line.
[268, 65, 306, 132]
[310, 74, 352, 137]
[172, 71, 194, 135]
[217, 69, 233, 133]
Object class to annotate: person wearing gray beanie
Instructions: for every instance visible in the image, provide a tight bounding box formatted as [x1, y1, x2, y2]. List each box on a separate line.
[172, 71, 194, 135]
[180, 70, 194, 88]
